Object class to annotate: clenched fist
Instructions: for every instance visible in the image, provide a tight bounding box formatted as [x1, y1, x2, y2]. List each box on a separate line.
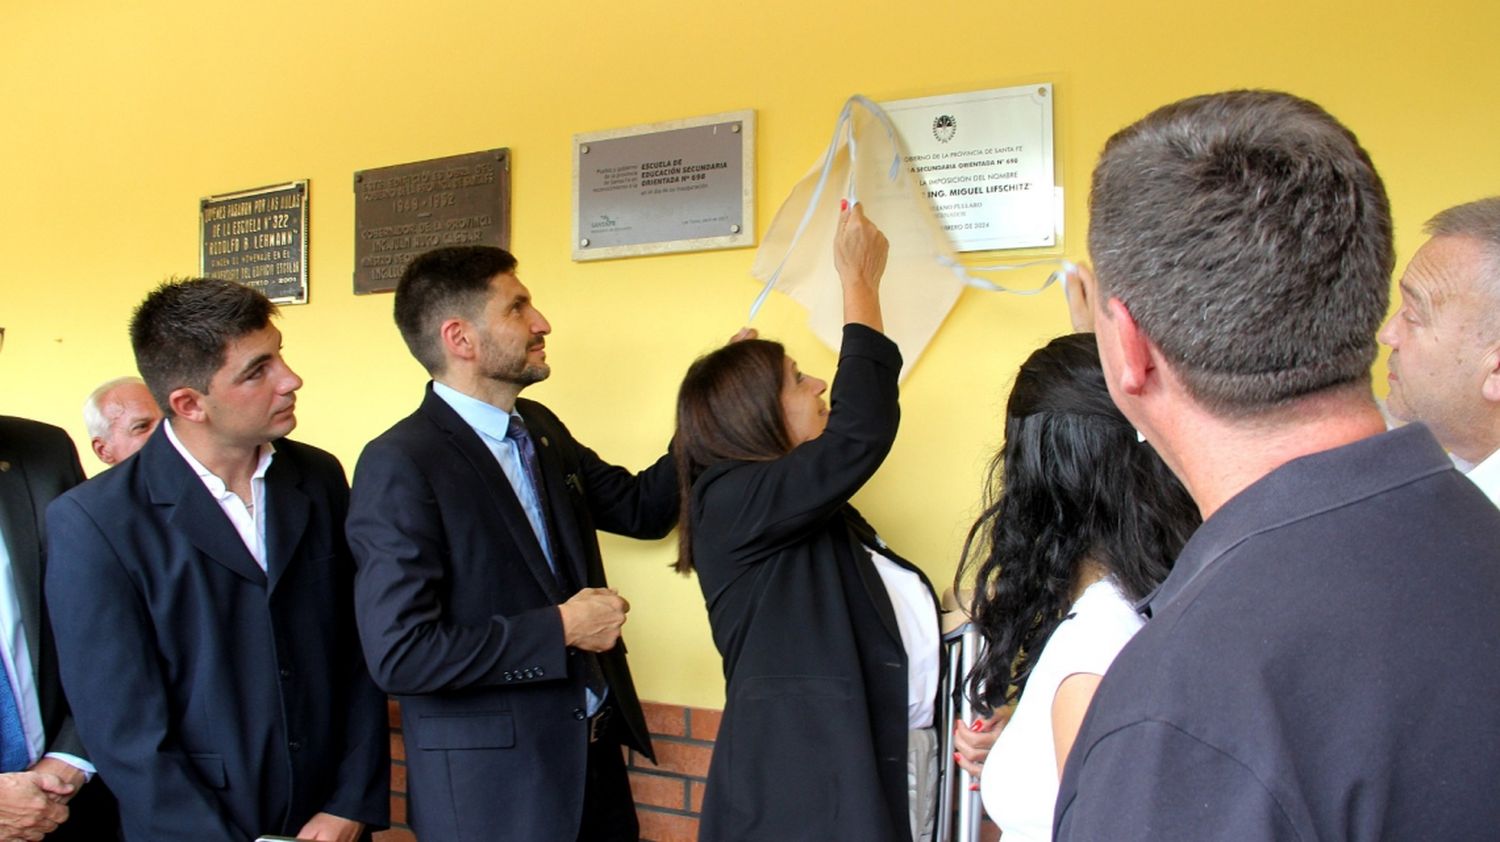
[559, 587, 630, 652]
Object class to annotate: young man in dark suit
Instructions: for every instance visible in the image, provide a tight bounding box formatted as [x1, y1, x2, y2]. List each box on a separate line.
[0, 415, 118, 841]
[348, 247, 676, 842]
[44, 279, 389, 841]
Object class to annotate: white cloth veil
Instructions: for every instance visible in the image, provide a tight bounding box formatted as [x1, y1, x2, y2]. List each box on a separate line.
[749, 95, 1069, 380]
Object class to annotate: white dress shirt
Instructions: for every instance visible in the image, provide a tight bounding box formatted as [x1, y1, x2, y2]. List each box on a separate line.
[1456, 449, 1500, 508]
[164, 419, 273, 569]
[866, 546, 941, 730]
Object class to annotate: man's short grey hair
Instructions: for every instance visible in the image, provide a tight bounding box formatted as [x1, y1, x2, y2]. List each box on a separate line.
[83, 376, 147, 439]
[1425, 197, 1500, 302]
[1089, 90, 1393, 417]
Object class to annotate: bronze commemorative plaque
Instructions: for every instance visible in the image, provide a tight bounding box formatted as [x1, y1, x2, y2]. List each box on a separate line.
[354, 148, 511, 294]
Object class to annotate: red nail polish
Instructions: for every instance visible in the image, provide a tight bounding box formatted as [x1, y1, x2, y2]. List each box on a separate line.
[840, 198, 849, 211]
[968, 783, 980, 792]
[953, 752, 962, 763]
[971, 717, 985, 732]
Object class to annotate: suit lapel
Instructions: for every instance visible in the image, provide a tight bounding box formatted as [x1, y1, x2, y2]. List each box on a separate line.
[264, 453, 310, 595]
[0, 447, 43, 667]
[520, 404, 589, 592]
[844, 507, 904, 648]
[143, 429, 267, 586]
[421, 389, 565, 603]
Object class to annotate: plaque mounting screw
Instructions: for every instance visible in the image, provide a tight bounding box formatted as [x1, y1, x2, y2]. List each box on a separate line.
[730, 224, 741, 234]
[580, 145, 590, 155]
[731, 123, 741, 133]
[580, 238, 590, 247]
[1038, 87, 1048, 97]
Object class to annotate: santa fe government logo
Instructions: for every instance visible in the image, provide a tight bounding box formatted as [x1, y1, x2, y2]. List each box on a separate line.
[932, 114, 957, 143]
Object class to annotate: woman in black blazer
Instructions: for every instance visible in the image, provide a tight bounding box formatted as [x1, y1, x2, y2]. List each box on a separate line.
[671, 205, 941, 842]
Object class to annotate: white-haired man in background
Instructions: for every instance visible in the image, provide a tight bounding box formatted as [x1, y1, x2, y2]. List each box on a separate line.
[1379, 196, 1500, 506]
[82, 377, 161, 466]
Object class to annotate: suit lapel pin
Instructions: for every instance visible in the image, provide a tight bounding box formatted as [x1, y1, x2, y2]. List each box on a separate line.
[539, 436, 549, 447]
[0, 461, 10, 472]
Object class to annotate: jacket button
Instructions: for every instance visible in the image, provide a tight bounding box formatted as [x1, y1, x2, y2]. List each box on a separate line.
[535, 667, 545, 678]
[572, 708, 587, 720]
[289, 741, 302, 752]
[280, 668, 293, 679]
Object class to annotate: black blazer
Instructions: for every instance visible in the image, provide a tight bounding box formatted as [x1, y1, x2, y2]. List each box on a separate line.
[691, 325, 938, 842]
[0, 416, 119, 841]
[0, 417, 86, 760]
[348, 386, 676, 842]
[45, 426, 389, 841]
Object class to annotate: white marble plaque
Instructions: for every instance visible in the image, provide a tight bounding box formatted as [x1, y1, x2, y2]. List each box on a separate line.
[883, 84, 1057, 251]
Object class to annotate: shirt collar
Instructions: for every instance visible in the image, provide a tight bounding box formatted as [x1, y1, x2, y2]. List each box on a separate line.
[162, 418, 275, 495]
[1140, 423, 1453, 617]
[1461, 447, 1500, 507]
[431, 381, 520, 444]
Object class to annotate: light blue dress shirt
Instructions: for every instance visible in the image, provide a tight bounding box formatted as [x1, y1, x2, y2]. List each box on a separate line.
[0, 523, 94, 777]
[432, 382, 555, 570]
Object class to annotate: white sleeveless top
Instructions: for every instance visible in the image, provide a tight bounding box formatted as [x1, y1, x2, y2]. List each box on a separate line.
[979, 577, 1144, 842]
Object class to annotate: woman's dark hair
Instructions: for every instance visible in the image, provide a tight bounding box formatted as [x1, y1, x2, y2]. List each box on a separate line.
[671, 339, 794, 574]
[956, 333, 1200, 713]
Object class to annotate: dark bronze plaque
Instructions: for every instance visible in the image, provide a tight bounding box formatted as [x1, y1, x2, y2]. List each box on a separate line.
[200, 181, 310, 304]
[354, 148, 511, 294]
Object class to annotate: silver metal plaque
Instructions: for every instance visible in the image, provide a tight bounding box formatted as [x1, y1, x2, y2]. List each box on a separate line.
[354, 148, 511, 294]
[573, 110, 754, 261]
[883, 84, 1059, 252]
[200, 181, 310, 305]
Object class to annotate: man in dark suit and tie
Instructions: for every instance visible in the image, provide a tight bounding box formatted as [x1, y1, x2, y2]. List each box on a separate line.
[348, 246, 676, 841]
[44, 279, 389, 841]
[0, 415, 118, 841]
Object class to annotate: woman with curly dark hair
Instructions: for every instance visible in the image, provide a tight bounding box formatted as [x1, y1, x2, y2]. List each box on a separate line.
[957, 333, 1200, 842]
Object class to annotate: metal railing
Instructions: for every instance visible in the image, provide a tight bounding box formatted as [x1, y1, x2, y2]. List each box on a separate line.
[936, 621, 984, 842]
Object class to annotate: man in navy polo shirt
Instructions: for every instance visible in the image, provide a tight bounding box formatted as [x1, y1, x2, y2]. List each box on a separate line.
[1055, 90, 1500, 840]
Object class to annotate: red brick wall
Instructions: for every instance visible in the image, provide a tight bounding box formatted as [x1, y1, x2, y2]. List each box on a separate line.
[374, 698, 996, 842]
[628, 701, 721, 842]
[373, 701, 413, 842]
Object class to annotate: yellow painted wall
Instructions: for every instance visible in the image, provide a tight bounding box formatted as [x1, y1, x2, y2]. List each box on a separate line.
[3, 0, 1496, 708]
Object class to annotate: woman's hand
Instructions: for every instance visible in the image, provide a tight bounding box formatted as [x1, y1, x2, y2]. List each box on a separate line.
[834, 201, 888, 331]
[954, 707, 1012, 786]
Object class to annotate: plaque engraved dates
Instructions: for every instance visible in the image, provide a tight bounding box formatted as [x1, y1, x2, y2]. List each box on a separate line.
[354, 148, 511, 294]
